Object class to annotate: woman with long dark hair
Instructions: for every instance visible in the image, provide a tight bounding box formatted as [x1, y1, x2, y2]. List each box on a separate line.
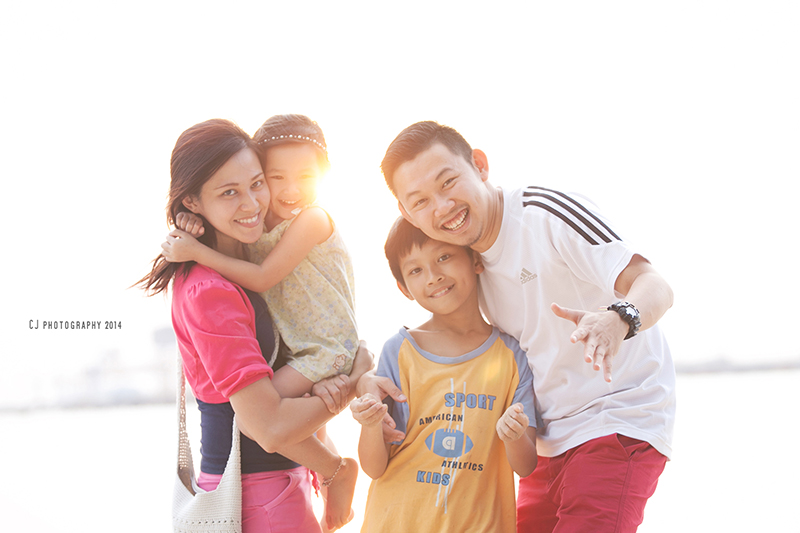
[138, 118, 369, 532]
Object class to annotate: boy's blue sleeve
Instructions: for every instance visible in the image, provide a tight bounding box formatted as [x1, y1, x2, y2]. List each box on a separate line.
[504, 333, 537, 428]
[376, 331, 409, 444]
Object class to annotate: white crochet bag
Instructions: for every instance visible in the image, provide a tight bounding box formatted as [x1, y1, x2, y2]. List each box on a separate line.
[173, 359, 242, 533]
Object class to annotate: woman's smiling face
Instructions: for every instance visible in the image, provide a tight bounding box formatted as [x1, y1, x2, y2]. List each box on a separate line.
[183, 147, 269, 256]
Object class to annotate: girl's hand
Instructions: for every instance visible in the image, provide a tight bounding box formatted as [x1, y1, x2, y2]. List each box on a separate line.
[312, 374, 350, 414]
[496, 403, 529, 442]
[161, 229, 201, 263]
[349, 393, 388, 427]
[176, 211, 205, 237]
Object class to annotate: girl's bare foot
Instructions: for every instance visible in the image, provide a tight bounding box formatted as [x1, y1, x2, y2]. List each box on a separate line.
[322, 457, 358, 531]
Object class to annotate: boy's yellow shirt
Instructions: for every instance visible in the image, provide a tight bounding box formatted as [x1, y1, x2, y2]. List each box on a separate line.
[361, 327, 536, 533]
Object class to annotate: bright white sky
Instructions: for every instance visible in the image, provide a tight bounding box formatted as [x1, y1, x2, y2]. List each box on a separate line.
[2, 1, 798, 407]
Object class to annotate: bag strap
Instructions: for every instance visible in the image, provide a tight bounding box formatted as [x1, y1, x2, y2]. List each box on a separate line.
[176, 354, 242, 496]
[177, 354, 197, 495]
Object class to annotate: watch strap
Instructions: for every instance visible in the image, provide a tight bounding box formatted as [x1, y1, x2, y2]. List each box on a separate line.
[606, 301, 641, 340]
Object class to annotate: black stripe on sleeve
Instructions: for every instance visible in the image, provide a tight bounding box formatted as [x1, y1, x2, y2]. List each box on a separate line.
[522, 201, 599, 245]
[522, 187, 622, 244]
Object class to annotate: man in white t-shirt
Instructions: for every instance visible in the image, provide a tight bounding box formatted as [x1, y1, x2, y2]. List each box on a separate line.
[379, 121, 676, 532]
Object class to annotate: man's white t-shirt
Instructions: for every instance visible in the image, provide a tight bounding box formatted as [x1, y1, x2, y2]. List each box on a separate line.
[478, 186, 675, 459]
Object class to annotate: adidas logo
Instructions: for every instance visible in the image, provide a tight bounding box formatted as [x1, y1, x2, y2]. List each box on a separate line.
[520, 268, 538, 284]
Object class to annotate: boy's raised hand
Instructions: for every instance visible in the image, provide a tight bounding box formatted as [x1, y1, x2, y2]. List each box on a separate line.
[355, 371, 407, 442]
[161, 229, 202, 263]
[350, 393, 388, 427]
[176, 211, 205, 237]
[496, 403, 529, 442]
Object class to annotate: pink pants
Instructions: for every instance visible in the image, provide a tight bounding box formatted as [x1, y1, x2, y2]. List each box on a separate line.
[517, 434, 667, 533]
[198, 467, 321, 533]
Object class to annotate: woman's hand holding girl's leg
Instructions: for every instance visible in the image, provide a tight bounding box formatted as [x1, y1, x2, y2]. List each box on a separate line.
[312, 374, 351, 414]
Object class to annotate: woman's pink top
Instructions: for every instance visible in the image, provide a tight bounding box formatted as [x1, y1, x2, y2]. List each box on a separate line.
[172, 264, 274, 403]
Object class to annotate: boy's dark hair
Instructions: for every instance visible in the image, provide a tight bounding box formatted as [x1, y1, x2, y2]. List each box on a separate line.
[385, 217, 473, 289]
[380, 121, 474, 197]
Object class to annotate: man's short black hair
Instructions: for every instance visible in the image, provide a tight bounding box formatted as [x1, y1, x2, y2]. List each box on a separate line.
[381, 121, 474, 197]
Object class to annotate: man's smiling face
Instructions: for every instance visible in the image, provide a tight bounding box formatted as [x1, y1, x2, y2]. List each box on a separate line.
[394, 143, 491, 250]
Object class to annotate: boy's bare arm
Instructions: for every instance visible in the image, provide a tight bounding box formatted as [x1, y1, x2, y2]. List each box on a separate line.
[351, 394, 392, 479]
[497, 403, 538, 477]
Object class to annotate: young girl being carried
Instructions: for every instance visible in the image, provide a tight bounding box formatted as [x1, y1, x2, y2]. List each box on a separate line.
[162, 114, 358, 531]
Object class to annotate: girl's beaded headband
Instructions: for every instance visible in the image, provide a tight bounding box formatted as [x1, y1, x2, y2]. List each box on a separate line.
[257, 134, 327, 152]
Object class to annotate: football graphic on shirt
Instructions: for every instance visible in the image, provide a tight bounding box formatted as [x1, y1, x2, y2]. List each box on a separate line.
[425, 428, 474, 458]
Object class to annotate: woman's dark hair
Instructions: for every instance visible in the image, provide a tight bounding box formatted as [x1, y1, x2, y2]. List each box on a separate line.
[136, 118, 256, 295]
[253, 114, 330, 171]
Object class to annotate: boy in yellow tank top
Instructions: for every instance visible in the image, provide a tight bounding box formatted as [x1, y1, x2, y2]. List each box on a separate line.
[350, 218, 538, 533]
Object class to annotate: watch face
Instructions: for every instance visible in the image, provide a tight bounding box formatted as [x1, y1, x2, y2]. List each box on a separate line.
[624, 308, 637, 319]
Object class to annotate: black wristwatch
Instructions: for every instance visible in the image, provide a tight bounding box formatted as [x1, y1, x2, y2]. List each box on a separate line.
[606, 301, 641, 340]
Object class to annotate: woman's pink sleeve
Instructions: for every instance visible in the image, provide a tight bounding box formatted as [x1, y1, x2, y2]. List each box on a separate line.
[181, 277, 273, 398]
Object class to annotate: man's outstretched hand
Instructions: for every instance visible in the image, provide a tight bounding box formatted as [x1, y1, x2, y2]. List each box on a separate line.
[551, 302, 628, 383]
